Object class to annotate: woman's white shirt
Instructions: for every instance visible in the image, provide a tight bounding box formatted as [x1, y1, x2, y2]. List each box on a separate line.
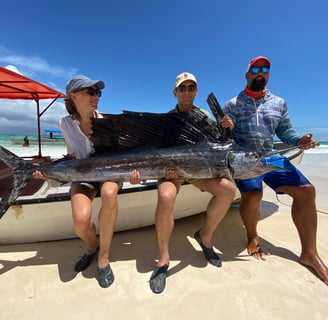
[60, 112, 103, 159]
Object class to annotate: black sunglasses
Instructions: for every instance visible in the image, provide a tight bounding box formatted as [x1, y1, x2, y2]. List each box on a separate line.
[75, 87, 102, 97]
[86, 87, 102, 97]
[176, 84, 197, 93]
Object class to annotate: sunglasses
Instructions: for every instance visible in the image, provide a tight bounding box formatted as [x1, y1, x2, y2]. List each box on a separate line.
[250, 66, 270, 74]
[176, 84, 197, 93]
[75, 87, 102, 97]
[86, 87, 102, 97]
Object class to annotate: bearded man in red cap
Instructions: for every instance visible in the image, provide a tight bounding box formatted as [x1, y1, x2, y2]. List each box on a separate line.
[222, 56, 328, 285]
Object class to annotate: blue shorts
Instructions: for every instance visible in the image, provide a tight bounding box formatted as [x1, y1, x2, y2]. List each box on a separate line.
[235, 155, 311, 194]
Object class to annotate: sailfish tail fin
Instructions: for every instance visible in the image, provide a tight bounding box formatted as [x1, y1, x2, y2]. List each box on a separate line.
[0, 146, 33, 219]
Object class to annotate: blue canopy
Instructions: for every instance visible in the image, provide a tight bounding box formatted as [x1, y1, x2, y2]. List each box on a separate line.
[45, 129, 62, 133]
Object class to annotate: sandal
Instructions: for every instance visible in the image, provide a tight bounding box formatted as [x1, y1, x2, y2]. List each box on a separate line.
[194, 229, 222, 267]
[149, 264, 169, 294]
[247, 238, 265, 260]
[74, 246, 99, 272]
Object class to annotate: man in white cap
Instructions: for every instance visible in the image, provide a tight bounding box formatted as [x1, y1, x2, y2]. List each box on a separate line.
[223, 56, 328, 285]
[149, 72, 236, 294]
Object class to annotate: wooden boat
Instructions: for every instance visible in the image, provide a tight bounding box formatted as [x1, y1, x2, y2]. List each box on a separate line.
[0, 142, 303, 244]
[11, 129, 65, 146]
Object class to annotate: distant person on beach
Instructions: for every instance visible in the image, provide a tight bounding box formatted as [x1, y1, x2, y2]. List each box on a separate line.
[33, 75, 141, 289]
[23, 135, 29, 147]
[222, 56, 328, 285]
[149, 72, 236, 294]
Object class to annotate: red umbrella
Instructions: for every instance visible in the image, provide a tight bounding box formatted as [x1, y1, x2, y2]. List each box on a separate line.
[0, 66, 65, 157]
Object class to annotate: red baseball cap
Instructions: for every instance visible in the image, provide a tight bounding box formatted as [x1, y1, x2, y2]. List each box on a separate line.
[246, 56, 271, 72]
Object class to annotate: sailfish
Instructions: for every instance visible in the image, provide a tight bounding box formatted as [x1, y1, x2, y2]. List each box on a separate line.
[0, 93, 295, 218]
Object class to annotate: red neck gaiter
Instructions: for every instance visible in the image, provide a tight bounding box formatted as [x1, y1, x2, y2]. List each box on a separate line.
[244, 86, 267, 99]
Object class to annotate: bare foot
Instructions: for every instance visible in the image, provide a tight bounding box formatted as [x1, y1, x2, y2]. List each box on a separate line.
[247, 237, 266, 260]
[299, 254, 328, 285]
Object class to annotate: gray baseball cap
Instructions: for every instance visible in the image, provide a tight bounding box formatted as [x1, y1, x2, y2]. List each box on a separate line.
[66, 75, 105, 96]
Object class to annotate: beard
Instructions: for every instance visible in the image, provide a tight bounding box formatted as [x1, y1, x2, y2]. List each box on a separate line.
[249, 76, 266, 91]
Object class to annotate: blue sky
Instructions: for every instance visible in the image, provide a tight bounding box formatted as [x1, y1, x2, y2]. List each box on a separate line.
[0, 0, 327, 135]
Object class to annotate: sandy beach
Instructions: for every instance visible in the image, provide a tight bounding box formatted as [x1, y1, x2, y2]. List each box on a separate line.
[0, 154, 327, 319]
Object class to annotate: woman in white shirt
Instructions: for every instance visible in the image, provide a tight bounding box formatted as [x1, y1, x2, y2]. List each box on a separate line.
[61, 75, 140, 288]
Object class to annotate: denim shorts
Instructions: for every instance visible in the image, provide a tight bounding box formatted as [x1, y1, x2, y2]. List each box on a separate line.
[235, 155, 311, 194]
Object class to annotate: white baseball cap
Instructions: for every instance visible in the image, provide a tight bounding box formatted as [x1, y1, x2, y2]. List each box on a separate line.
[174, 72, 197, 88]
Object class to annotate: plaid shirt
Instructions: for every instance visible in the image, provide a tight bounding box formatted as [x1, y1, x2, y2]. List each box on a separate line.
[223, 90, 300, 152]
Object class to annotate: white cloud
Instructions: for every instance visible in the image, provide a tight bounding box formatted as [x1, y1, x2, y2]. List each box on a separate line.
[0, 46, 72, 135]
[0, 99, 67, 135]
[4, 64, 22, 74]
[0, 46, 77, 79]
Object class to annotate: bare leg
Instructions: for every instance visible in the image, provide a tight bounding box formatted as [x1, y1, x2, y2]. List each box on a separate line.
[239, 190, 265, 260]
[198, 178, 236, 247]
[280, 184, 328, 285]
[97, 181, 119, 268]
[154, 181, 177, 267]
[71, 184, 98, 254]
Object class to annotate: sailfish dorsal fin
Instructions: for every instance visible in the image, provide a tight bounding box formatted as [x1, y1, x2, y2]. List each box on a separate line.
[90, 108, 227, 154]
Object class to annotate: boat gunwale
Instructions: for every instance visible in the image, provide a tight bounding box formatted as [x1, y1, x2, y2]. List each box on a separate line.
[10, 181, 160, 206]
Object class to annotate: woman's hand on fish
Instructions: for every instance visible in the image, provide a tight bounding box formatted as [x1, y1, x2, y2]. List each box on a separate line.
[32, 170, 47, 180]
[130, 169, 143, 184]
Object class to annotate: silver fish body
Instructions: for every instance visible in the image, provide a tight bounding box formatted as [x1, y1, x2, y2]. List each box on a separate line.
[36, 143, 277, 182]
[39, 143, 230, 182]
[0, 143, 286, 219]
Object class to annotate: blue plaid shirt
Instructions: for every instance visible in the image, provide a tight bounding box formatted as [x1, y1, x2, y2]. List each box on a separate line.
[223, 90, 300, 153]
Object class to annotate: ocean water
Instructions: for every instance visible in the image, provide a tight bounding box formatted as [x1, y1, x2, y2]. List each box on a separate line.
[0, 134, 66, 159]
[1, 132, 327, 158]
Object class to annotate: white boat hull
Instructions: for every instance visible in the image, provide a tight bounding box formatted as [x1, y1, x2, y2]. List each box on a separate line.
[0, 182, 218, 244]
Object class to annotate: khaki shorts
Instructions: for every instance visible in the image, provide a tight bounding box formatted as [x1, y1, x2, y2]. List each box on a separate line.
[158, 177, 210, 193]
[158, 167, 234, 193]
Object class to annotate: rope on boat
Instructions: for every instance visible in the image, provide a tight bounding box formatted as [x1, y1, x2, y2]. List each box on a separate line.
[275, 194, 328, 214]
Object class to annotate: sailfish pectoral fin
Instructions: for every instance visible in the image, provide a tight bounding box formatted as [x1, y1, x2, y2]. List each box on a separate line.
[260, 155, 293, 171]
